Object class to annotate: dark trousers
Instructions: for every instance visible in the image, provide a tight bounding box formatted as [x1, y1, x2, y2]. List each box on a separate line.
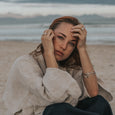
[43, 95, 113, 115]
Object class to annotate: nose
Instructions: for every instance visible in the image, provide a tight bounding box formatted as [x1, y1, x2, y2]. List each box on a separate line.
[60, 41, 67, 50]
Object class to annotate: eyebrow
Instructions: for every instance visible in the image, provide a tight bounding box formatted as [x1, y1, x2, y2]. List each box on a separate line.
[58, 32, 77, 42]
[59, 32, 66, 38]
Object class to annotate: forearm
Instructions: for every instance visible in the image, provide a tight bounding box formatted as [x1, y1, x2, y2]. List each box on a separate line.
[79, 48, 93, 73]
[44, 52, 58, 68]
[78, 48, 98, 97]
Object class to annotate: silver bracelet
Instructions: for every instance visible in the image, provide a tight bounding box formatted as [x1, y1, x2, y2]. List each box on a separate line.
[82, 71, 96, 78]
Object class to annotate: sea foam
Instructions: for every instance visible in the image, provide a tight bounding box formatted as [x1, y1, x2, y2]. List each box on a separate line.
[0, 2, 115, 18]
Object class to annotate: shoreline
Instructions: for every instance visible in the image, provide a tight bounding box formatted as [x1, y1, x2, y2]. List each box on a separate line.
[0, 40, 115, 114]
[1, 39, 115, 46]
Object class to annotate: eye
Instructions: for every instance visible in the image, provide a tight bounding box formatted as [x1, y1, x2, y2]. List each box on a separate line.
[58, 36, 64, 40]
[69, 42, 75, 47]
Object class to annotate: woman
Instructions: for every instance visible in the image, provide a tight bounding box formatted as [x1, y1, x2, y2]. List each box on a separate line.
[3, 16, 113, 115]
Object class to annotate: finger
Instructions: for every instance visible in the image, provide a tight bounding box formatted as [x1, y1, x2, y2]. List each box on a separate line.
[42, 30, 49, 37]
[42, 30, 52, 41]
[50, 32, 55, 40]
[73, 26, 87, 39]
[72, 24, 86, 32]
[43, 31, 54, 42]
[71, 28, 87, 39]
[71, 28, 82, 35]
[72, 33, 80, 39]
[46, 29, 53, 37]
[72, 33, 86, 41]
[72, 24, 83, 29]
[47, 30, 54, 38]
[84, 28, 87, 34]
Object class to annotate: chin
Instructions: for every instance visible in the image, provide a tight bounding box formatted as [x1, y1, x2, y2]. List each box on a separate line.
[56, 58, 63, 61]
[55, 56, 66, 62]
[55, 56, 61, 61]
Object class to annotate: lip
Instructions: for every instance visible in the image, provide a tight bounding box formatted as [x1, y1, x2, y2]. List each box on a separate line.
[56, 50, 64, 56]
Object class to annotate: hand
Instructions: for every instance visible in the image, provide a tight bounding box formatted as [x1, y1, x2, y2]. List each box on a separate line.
[41, 29, 58, 68]
[41, 29, 55, 55]
[71, 24, 87, 50]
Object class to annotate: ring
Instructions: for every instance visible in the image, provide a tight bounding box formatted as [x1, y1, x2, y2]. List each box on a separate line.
[81, 27, 85, 31]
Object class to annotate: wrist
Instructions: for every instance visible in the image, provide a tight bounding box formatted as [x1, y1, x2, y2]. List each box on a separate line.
[44, 51, 54, 57]
[82, 70, 96, 78]
[43, 52, 58, 68]
[78, 47, 86, 52]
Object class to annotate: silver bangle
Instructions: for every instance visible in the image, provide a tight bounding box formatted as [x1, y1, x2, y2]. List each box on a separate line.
[82, 71, 96, 78]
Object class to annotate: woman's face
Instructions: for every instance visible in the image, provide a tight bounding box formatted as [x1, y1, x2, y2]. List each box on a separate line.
[53, 22, 77, 61]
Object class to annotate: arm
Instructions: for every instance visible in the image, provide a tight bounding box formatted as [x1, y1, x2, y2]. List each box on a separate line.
[71, 24, 98, 97]
[41, 29, 58, 68]
[44, 52, 58, 68]
[16, 56, 81, 104]
[78, 48, 98, 97]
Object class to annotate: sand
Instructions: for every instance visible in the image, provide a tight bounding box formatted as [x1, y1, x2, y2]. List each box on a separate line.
[0, 40, 115, 115]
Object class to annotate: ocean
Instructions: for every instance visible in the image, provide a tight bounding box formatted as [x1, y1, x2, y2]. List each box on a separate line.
[0, 1, 115, 45]
[0, 23, 115, 45]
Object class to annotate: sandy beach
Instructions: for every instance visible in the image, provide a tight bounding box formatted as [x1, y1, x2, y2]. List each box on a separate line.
[0, 40, 115, 115]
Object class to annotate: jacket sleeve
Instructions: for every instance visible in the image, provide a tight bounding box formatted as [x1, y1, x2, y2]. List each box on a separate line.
[15, 56, 81, 103]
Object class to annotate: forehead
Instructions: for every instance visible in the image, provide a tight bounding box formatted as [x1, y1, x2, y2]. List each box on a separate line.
[54, 22, 76, 41]
[55, 22, 73, 32]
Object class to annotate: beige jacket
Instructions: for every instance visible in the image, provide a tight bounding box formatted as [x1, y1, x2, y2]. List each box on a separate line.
[3, 54, 113, 115]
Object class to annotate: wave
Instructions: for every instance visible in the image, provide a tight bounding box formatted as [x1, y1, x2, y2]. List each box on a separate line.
[0, 14, 115, 25]
[0, 2, 115, 18]
[2, 0, 115, 5]
[0, 23, 115, 45]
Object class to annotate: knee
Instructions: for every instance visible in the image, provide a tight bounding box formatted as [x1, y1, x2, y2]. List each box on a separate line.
[43, 103, 71, 114]
[96, 95, 108, 102]
[96, 95, 113, 114]
[95, 95, 110, 106]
